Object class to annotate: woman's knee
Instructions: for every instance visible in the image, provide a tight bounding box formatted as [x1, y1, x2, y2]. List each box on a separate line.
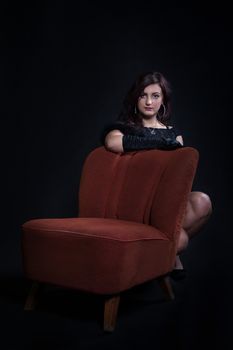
[189, 191, 212, 219]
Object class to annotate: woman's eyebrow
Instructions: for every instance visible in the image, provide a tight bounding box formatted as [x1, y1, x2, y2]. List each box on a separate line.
[142, 92, 161, 95]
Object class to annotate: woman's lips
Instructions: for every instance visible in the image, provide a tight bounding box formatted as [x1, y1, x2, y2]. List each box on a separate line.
[145, 107, 153, 110]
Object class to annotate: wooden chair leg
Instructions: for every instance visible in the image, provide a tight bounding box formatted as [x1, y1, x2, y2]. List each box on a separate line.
[24, 282, 40, 311]
[104, 295, 120, 332]
[158, 275, 175, 300]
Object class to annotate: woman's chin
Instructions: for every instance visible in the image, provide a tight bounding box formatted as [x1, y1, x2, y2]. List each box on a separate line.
[141, 112, 156, 119]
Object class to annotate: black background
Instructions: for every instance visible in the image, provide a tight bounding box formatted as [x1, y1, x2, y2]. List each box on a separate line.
[1, 1, 232, 349]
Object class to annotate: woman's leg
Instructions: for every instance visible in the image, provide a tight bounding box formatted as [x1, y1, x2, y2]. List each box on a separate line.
[175, 191, 212, 269]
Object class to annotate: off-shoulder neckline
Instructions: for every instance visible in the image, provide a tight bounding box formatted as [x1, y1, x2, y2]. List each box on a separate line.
[143, 126, 173, 130]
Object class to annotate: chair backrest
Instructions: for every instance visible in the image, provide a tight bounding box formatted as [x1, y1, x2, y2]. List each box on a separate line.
[78, 146, 199, 242]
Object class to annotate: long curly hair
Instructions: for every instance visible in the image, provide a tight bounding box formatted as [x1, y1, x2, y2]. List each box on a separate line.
[118, 71, 172, 127]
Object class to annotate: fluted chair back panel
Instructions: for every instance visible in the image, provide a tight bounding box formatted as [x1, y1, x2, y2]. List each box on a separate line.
[79, 147, 198, 241]
[79, 147, 169, 221]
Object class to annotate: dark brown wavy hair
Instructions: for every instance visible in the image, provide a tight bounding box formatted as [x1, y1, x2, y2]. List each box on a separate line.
[118, 71, 172, 127]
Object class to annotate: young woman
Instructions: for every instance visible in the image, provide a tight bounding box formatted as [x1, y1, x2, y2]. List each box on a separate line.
[101, 71, 212, 279]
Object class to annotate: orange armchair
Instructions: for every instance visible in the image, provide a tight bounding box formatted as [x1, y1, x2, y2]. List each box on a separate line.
[21, 146, 199, 331]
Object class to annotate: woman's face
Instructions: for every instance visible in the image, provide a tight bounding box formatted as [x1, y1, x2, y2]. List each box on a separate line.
[137, 83, 163, 118]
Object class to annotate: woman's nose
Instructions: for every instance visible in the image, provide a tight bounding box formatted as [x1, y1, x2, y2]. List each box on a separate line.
[145, 97, 152, 105]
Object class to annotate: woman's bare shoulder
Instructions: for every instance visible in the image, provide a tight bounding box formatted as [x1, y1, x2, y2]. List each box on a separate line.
[106, 129, 124, 137]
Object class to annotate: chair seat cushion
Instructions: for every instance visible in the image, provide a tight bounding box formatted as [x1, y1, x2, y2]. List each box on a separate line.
[22, 217, 175, 294]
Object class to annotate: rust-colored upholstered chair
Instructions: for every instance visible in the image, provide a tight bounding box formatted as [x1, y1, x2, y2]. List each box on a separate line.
[21, 146, 199, 331]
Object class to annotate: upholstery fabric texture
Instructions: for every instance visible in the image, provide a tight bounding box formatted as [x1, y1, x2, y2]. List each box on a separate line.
[22, 146, 199, 294]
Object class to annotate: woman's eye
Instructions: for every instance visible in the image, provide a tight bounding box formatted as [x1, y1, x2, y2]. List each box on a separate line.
[139, 94, 160, 99]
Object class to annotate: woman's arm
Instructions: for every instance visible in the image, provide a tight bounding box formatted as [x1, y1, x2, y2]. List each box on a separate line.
[105, 129, 183, 153]
[104, 129, 124, 153]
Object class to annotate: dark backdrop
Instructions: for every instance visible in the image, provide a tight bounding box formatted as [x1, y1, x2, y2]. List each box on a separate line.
[1, 1, 232, 348]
